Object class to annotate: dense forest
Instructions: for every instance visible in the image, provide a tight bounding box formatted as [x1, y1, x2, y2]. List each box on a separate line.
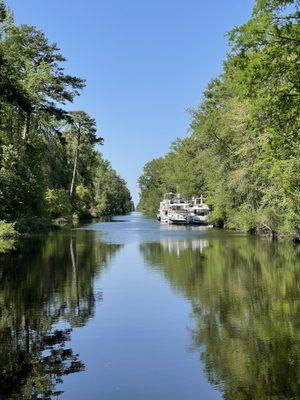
[138, 0, 300, 239]
[0, 1, 132, 235]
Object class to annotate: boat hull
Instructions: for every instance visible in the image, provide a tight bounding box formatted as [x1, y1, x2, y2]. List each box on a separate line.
[190, 220, 209, 225]
[169, 219, 189, 225]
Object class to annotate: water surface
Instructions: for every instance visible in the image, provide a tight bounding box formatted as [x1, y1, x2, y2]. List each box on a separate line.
[1, 212, 300, 399]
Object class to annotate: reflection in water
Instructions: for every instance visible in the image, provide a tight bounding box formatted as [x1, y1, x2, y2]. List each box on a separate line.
[159, 224, 213, 232]
[159, 238, 208, 254]
[140, 236, 300, 400]
[2, 213, 300, 400]
[0, 230, 121, 399]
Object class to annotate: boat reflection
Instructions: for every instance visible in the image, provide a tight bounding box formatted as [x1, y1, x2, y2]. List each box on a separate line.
[159, 238, 209, 255]
[159, 223, 213, 232]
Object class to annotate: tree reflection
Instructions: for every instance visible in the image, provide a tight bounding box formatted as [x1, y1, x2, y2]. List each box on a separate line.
[0, 230, 121, 399]
[140, 235, 300, 400]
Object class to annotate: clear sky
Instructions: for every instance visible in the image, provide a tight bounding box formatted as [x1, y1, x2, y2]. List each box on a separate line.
[8, 0, 254, 203]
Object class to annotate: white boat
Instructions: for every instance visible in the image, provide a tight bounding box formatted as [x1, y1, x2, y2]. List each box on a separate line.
[157, 193, 172, 223]
[189, 195, 210, 225]
[157, 193, 192, 225]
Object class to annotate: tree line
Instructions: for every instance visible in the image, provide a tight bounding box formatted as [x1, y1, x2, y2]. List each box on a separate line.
[138, 0, 300, 239]
[0, 1, 133, 234]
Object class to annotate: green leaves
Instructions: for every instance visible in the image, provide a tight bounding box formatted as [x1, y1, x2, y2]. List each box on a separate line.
[45, 188, 72, 218]
[0, 1, 131, 226]
[0, 220, 16, 237]
[139, 0, 300, 239]
[93, 155, 132, 216]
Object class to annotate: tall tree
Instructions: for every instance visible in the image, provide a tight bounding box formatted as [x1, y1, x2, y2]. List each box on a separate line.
[68, 111, 103, 199]
[139, 0, 300, 238]
[1, 11, 85, 139]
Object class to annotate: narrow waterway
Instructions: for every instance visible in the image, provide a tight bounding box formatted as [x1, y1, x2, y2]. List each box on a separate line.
[1, 212, 300, 399]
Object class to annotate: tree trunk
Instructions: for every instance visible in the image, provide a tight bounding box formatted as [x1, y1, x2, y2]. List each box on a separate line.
[22, 111, 31, 140]
[70, 126, 81, 198]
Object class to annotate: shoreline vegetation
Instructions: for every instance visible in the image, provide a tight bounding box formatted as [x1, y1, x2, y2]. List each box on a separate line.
[0, 1, 133, 240]
[0, 215, 125, 254]
[138, 0, 300, 241]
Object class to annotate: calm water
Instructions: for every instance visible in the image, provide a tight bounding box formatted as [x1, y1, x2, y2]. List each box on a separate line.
[1, 212, 300, 399]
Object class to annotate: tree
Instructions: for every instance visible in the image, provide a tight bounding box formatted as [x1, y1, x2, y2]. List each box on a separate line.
[1, 18, 85, 139]
[0, 1, 131, 227]
[67, 111, 103, 199]
[138, 0, 300, 238]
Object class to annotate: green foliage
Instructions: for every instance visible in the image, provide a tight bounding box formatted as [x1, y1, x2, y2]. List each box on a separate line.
[0, 237, 15, 253]
[93, 155, 132, 216]
[138, 0, 300, 239]
[138, 158, 168, 216]
[14, 216, 51, 234]
[75, 185, 93, 218]
[0, 220, 16, 237]
[45, 188, 72, 218]
[0, 1, 132, 231]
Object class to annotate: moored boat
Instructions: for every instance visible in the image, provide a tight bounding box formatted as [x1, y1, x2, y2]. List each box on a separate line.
[157, 193, 192, 224]
[168, 206, 191, 224]
[157, 193, 173, 223]
[189, 195, 210, 225]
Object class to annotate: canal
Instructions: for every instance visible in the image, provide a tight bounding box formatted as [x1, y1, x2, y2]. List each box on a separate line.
[0, 212, 300, 399]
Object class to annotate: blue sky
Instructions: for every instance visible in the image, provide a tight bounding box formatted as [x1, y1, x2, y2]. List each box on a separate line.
[9, 0, 254, 203]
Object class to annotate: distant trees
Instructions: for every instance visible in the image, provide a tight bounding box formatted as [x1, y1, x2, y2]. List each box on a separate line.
[0, 1, 132, 230]
[138, 0, 300, 239]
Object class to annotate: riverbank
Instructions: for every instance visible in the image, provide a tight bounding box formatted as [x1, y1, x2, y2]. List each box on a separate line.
[0, 213, 130, 242]
[0, 217, 66, 239]
[139, 210, 300, 242]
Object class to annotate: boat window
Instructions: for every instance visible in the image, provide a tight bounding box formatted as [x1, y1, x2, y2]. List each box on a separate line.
[196, 210, 209, 216]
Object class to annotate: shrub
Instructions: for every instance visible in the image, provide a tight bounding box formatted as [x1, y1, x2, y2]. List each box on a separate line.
[45, 188, 72, 218]
[14, 216, 51, 234]
[0, 221, 16, 238]
[0, 238, 15, 253]
[75, 185, 92, 218]
[227, 204, 258, 232]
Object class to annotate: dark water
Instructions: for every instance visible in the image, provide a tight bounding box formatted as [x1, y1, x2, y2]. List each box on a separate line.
[1, 212, 300, 400]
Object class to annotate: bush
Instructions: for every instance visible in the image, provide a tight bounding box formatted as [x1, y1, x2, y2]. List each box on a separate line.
[0, 238, 15, 253]
[15, 216, 51, 234]
[227, 204, 258, 232]
[0, 221, 16, 238]
[75, 185, 93, 218]
[45, 188, 72, 219]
